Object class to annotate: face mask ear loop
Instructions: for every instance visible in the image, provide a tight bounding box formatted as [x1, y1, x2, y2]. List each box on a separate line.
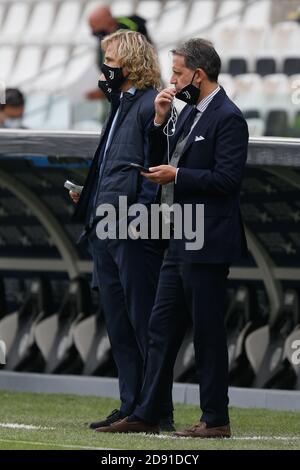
[163, 103, 178, 164]
[191, 70, 197, 85]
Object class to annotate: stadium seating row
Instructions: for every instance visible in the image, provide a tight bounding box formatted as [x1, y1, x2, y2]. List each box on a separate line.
[1, 0, 299, 89]
[1, 278, 300, 390]
[22, 72, 300, 136]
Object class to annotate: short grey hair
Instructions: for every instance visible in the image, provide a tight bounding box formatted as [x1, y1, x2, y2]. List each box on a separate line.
[171, 38, 221, 82]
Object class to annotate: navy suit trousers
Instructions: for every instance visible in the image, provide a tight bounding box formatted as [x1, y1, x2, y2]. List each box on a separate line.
[134, 240, 230, 426]
[88, 230, 173, 418]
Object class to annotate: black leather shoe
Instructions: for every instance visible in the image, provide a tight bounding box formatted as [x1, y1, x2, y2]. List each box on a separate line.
[159, 417, 176, 432]
[89, 409, 122, 430]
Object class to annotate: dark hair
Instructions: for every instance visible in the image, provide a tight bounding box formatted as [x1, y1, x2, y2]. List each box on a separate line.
[171, 38, 221, 82]
[2, 88, 25, 108]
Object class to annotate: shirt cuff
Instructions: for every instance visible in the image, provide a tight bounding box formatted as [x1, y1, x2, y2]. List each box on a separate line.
[154, 120, 162, 127]
[175, 168, 179, 184]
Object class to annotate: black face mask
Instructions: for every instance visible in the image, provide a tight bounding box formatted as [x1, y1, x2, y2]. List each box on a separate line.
[98, 79, 113, 101]
[102, 63, 127, 91]
[175, 71, 200, 105]
[92, 30, 109, 40]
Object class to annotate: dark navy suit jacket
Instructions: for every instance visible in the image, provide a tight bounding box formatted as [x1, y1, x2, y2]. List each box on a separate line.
[148, 87, 249, 263]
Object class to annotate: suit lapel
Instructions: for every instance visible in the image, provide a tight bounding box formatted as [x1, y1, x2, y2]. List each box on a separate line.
[180, 87, 226, 157]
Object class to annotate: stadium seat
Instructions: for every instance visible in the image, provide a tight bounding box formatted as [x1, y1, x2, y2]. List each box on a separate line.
[23, 1, 56, 42]
[0, 278, 6, 320]
[58, 45, 95, 91]
[213, 25, 244, 58]
[245, 325, 269, 375]
[33, 46, 70, 91]
[158, 47, 173, 86]
[268, 21, 300, 56]
[23, 92, 50, 129]
[184, 0, 215, 37]
[218, 73, 236, 99]
[34, 315, 58, 362]
[216, 0, 244, 26]
[243, 110, 262, 120]
[0, 312, 18, 358]
[225, 285, 262, 387]
[246, 290, 299, 389]
[255, 57, 277, 76]
[0, 3, 5, 30]
[72, 120, 102, 131]
[0, 278, 18, 358]
[228, 58, 248, 76]
[136, 0, 161, 21]
[0, 1, 30, 41]
[234, 74, 263, 111]
[289, 73, 300, 92]
[71, 99, 103, 130]
[4, 279, 53, 372]
[284, 328, 300, 390]
[74, 309, 116, 376]
[246, 118, 265, 137]
[155, 0, 188, 45]
[0, 46, 16, 82]
[44, 277, 91, 375]
[265, 109, 289, 137]
[263, 74, 290, 111]
[241, 25, 269, 57]
[243, 0, 271, 27]
[9, 46, 43, 88]
[111, 0, 134, 17]
[76, 0, 101, 43]
[41, 95, 71, 130]
[283, 57, 300, 77]
[50, 0, 82, 42]
[290, 111, 300, 138]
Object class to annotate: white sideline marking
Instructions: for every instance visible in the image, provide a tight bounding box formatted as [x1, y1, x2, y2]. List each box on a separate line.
[0, 438, 116, 450]
[232, 436, 300, 441]
[0, 423, 55, 430]
[149, 434, 300, 442]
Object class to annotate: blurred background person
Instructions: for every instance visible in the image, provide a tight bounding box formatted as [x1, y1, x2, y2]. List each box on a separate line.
[86, 4, 151, 101]
[0, 88, 26, 129]
[287, 5, 300, 23]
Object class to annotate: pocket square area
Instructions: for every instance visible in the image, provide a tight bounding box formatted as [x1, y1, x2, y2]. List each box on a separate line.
[195, 136, 205, 142]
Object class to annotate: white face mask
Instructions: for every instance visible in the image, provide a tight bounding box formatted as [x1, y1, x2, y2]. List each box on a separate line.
[4, 118, 23, 129]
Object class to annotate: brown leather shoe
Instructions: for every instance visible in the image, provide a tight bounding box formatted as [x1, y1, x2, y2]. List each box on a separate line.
[173, 422, 231, 438]
[95, 417, 160, 434]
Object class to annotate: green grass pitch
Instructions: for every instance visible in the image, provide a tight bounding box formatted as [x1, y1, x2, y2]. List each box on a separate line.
[0, 390, 299, 450]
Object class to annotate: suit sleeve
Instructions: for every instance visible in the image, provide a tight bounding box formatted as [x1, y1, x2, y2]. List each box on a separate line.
[146, 118, 169, 167]
[176, 114, 249, 196]
[136, 113, 167, 205]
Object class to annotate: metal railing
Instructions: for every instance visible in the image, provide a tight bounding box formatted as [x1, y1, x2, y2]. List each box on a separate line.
[1, 130, 300, 165]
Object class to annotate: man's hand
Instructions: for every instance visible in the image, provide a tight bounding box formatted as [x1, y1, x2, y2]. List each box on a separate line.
[69, 190, 80, 204]
[141, 165, 176, 185]
[154, 88, 176, 125]
[85, 89, 105, 100]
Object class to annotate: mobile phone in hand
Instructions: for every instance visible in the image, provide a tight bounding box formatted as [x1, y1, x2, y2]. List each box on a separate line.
[64, 180, 83, 194]
[128, 163, 150, 173]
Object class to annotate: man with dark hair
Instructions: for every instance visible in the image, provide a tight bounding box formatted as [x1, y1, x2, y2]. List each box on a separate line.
[0, 88, 26, 129]
[96, 38, 248, 437]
